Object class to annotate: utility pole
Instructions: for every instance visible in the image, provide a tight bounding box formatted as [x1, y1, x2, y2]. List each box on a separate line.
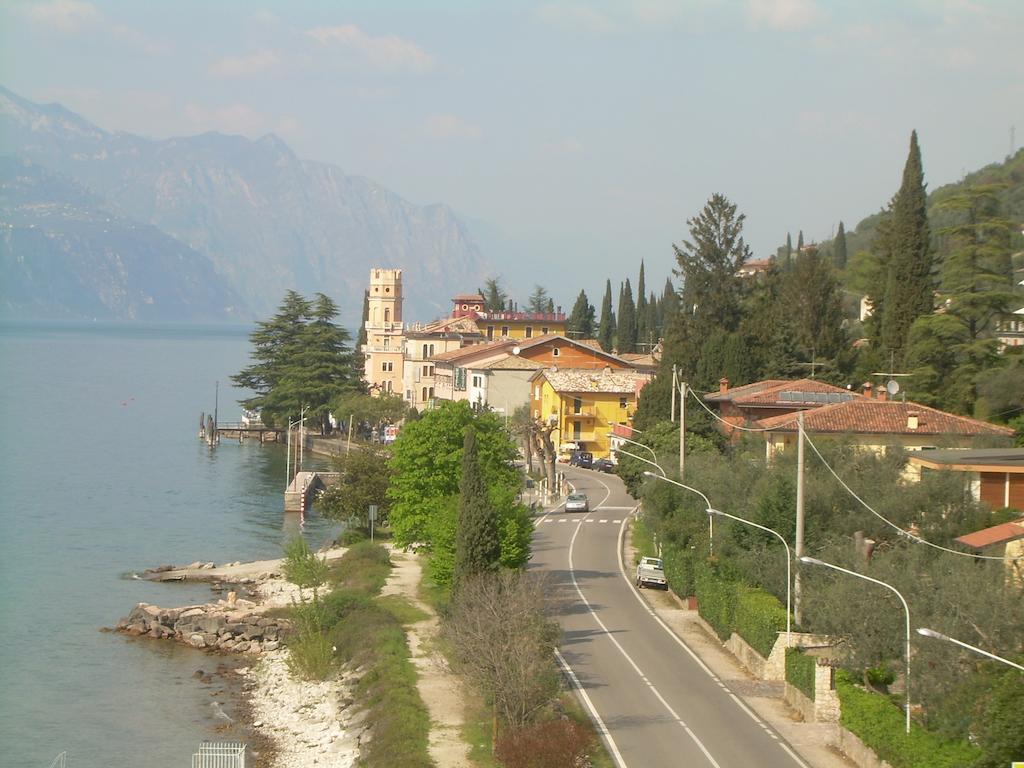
[794, 411, 806, 625]
[679, 379, 687, 480]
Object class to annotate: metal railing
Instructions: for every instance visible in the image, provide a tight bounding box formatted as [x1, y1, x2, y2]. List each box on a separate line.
[192, 742, 246, 768]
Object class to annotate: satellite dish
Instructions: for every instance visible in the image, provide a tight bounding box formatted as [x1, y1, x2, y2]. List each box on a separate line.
[511, 346, 521, 355]
[886, 380, 900, 396]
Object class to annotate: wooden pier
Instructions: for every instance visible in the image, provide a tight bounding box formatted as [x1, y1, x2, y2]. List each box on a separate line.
[213, 422, 283, 443]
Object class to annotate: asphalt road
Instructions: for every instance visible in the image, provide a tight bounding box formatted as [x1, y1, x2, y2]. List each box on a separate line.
[531, 466, 811, 768]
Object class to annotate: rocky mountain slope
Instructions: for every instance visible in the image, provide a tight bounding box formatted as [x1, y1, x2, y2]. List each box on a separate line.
[0, 86, 490, 323]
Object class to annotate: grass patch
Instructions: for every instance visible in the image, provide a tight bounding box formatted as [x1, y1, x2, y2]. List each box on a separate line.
[631, 516, 657, 564]
[464, 690, 499, 767]
[418, 571, 451, 616]
[327, 540, 391, 593]
[378, 594, 431, 625]
[556, 693, 616, 768]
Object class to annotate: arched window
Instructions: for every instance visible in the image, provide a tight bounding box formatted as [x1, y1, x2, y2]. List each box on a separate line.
[422, 387, 428, 401]
[384, 308, 391, 322]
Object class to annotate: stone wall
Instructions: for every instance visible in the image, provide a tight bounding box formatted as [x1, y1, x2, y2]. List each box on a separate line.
[116, 599, 290, 654]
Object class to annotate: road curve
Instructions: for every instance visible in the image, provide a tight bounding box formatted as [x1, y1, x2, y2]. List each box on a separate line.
[530, 466, 811, 768]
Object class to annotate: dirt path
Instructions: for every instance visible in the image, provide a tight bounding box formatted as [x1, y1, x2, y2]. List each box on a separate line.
[381, 548, 471, 768]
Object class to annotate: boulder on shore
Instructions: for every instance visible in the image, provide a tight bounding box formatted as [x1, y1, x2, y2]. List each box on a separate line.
[116, 601, 290, 656]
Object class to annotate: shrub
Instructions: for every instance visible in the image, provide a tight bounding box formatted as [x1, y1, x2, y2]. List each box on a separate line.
[338, 525, 368, 546]
[786, 648, 816, 700]
[495, 719, 596, 768]
[836, 671, 979, 768]
[281, 536, 328, 592]
[286, 628, 334, 680]
[733, 587, 787, 657]
[695, 566, 737, 641]
[662, 543, 696, 597]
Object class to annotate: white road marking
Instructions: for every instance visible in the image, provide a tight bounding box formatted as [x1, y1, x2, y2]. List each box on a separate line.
[555, 648, 628, 768]
[614, 511, 812, 768]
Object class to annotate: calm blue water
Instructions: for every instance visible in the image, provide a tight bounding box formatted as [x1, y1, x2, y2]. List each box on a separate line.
[0, 322, 340, 767]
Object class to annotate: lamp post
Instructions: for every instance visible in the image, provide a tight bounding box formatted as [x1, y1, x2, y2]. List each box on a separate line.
[916, 628, 1024, 672]
[286, 406, 308, 486]
[642, 471, 715, 555]
[709, 508, 791, 646]
[617, 448, 665, 477]
[613, 433, 661, 466]
[800, 556, 911, 734]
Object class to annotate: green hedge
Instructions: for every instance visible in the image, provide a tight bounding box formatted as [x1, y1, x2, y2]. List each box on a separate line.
[694, 566, 737, 641]
[836, 672, 978, 768]
[662, 543, 696, 598]
[734, 588, 787, 658]
[785, 648, 816, 701]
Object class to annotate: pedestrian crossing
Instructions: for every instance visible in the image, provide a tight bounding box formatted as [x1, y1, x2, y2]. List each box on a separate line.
[540, 517, 623, 524]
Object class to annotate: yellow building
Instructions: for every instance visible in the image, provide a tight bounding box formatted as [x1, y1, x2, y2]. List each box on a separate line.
[529, 367, 650, 459]
[474, 310, 566, 341]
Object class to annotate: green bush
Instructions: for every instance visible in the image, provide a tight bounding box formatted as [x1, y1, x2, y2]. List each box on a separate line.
[733, 587, 787, 657]
[836, 671, 979, 768]
[695, 566, 737, 641]
[662, 543, 696, 598]
[286, 627, 334, 680]
[338, 525, 368, 546]
[786, 648, 816, 700]
[281, 536, 329, 592]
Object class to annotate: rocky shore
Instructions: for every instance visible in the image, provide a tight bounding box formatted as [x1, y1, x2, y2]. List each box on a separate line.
[117, 547, 365, 768]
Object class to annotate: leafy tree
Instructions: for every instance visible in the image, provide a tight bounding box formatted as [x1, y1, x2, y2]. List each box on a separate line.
[387, 401, 531, 579]
[483, 277, 509, 312]
[454, 427, 502, 587]
[333, 391, 408, 438]
[528, 285, 552, 314]
[318, 447, 392, 531]
[616, 278, 637, 353]
[881, 130, 933, 361]
[834, 221, 848, 270]
[597, 279, 615, 351]
[281, 536, 328, 595]
[566, 289, 595, 338]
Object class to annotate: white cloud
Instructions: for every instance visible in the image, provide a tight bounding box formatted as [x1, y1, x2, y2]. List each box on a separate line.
[423, 114, 482, 141]
[209, 49, 281, 78]
[20, 0, 99, 32]
[535, 3, 615, 34]
[747, 0, 824, 30]
[306, 24, 434, 73]
[184, 103, 271, 137]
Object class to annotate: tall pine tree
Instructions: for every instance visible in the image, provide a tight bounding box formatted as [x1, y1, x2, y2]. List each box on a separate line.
[881, 130, 933, 361]
[453, 426, 501, 588]
[597, 280, 615, 352]
[833, 221, 848, 270]
[567, 289, 596, 338]
[617, 279, 637, 353]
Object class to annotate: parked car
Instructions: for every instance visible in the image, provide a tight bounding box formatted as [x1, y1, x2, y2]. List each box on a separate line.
[565, 492, 589, 513]
[592, 457, 616, 473]
[636, 556, 667, 589]
[569, 450, 593, 468]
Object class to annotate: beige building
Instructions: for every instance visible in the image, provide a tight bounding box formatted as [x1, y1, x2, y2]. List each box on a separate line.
[362, 268, 405, 395]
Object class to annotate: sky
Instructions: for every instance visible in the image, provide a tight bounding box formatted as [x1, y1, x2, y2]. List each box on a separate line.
[2, 0, 1023, 305]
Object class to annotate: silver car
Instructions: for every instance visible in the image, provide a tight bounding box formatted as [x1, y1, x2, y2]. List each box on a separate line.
[565, 492, 589, 513]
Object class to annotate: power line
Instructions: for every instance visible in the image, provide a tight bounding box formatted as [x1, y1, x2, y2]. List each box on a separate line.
[686, 387, 797, 433]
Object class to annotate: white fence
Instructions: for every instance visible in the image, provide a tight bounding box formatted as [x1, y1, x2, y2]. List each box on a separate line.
[191, 742, 246, 768]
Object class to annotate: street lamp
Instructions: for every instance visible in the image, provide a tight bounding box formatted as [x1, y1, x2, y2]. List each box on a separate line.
[916, 628, 1024, 672]
[616, 447, 666, 477]
[642, 471, 715, 555]
[800, 556, 911, 734]
[614, 433, 662, 467]
[286, 406, 308, 485]
[709, 508, 791, 647]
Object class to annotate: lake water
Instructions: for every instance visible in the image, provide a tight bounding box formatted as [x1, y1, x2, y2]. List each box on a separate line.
[0, 322, 340, 768]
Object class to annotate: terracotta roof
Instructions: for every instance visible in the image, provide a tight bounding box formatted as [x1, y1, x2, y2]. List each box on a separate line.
[704, 379, 789, 402]
[908, 449, 1024, 472]
[480, 356, 545, 371]
[452, 293, 485, 302]
[706, 378, 860, 407]
[755, 400, 1015, 437]
[955, 520, 1024, 550]
[411, 316, 482, 336]
[431, 340, 514, 363]
[515, 334, 635, 366]
[533, 368, 651, 394]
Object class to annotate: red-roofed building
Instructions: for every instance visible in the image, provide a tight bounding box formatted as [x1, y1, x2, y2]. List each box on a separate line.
[756, 399, 1014, 458]
[704, 377, 864, 437]
[954, 518, 1024, 585]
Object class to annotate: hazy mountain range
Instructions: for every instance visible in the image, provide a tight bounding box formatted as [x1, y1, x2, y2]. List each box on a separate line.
[0, 86, 491, 324]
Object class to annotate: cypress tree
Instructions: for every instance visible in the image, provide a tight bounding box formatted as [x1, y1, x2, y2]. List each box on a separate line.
[617, 278, 637, 353]
[797, 230, 804, 253]
[636, 261, 649, 349]
[785, 233, 793, 265]
[597, 280, 615, 351]
[660, 277, 678, 333]
[453, 426, 501, 588]
[567, 289, 595, 338]
[881, 130, 933, 361]
[833, 221, 848, 270]
[352, 289, 370, 390]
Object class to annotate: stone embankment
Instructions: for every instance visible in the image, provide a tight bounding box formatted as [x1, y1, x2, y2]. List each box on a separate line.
[117, 593, 289, 654]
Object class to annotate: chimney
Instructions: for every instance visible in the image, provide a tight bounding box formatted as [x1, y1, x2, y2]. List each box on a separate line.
[604, 364, 612, 375]
[877, 387, 887, 402]
[907, 412, 919, 430]
[862, 382, 873, 397]
[719, 377, 730, 394]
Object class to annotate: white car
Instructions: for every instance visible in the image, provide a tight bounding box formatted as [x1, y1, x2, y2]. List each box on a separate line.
[636, 556, 667, 589]
[565, 493, 589, 513]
